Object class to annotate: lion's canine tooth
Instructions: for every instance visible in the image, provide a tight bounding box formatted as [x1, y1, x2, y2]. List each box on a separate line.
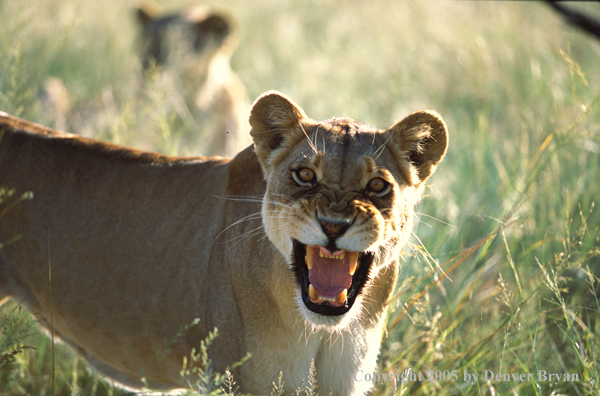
[309, 284, 319, 301]
[337, 289, 347, 305]
[305, 246, 316, 270]
[348, 252, 359, 275]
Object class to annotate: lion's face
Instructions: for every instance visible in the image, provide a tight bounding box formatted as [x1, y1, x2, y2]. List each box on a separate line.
[250, 92, 448, 326]
[262, 121, 418, 321]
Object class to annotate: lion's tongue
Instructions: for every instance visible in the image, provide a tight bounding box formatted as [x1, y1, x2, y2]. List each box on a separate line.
[307, 248, 352, 298]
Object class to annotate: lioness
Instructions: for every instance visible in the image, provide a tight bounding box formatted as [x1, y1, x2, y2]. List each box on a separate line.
[0, 91, 448, 395]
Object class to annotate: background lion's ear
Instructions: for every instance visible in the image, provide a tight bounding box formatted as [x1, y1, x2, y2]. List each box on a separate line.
[194, 14, 232, 49]
[135, 1, 162, 26]
[249, 91, 309, 171]
[386, 110, 448, 184]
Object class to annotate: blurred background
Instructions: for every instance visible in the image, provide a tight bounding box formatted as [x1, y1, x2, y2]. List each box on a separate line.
[1, 1, 599, 395]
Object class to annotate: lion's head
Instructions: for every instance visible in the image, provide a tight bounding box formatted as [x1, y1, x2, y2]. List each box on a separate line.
[249, 92, 448, 327]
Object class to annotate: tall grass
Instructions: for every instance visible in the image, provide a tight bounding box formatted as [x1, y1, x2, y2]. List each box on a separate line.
[1, 0, 599, 395]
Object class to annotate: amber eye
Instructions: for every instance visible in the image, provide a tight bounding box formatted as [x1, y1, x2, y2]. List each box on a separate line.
[368, 177, 389, 193]
[295, 168, 316, 183]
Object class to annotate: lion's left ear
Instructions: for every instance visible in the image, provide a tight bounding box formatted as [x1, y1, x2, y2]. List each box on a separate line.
[386, 110, 448, 185]
[249, 91, 310, 174]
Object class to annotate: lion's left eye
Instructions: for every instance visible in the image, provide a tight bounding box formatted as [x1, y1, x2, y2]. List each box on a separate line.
[293, 168, 316, 185]
[367, 177, 391, 195]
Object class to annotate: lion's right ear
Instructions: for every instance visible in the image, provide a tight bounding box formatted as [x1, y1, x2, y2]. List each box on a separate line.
[385, 110, 448, 185]
[249, 91, 310, 173]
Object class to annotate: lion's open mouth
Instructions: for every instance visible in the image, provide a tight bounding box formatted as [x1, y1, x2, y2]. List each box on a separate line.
[291, 240, 374, 316]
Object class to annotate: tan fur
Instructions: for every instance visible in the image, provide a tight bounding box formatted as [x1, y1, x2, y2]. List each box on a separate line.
[0, 91, 447, 395]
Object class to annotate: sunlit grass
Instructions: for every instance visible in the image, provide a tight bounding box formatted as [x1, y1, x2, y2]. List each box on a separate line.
[1, 0, 599, 395]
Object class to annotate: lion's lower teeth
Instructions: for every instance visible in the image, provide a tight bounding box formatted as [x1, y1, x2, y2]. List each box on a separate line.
[309, 284, 319, 301]
[308, 284, 348, 305]
[336, 289, 347, 304]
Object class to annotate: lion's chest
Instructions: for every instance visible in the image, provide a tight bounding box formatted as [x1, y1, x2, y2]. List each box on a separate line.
[241, 320, 383, 396]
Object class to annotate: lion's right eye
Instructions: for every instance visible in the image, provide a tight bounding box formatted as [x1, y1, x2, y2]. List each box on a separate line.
[368, 178, 387, 192]
[367, 177, 391, 196]
[293, 168, 316, 185]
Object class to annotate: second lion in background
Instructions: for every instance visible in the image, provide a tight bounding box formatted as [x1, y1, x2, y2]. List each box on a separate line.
[136, 1, 250, 156]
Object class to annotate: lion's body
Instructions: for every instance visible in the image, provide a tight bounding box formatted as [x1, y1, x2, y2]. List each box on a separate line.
[0, 92, 447, 395]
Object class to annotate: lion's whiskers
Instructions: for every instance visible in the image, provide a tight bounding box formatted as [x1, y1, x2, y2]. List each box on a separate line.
[217, 194, 294, 210]
[213, 211, 264, 243]
[299, 121, 318, 154]
[221, 227, 266, 252]
[373, 134, 393, 161]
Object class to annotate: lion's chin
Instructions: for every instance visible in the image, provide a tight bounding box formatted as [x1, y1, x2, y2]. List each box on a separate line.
[291, 240, 374, 317]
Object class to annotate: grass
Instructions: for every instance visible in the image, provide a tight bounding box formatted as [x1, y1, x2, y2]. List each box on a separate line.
[1, 0, 599, 394]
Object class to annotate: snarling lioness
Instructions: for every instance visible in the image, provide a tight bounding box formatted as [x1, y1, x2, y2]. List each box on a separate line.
[0, 91, 448, 395]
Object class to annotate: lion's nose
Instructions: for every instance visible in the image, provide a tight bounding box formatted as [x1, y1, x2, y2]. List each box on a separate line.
[318, 217, 352, 251]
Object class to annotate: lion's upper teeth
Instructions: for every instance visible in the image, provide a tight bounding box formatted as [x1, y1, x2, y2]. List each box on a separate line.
[348, 252, 359, 275]
[318, 247, 346, 259]
[305, 246, 316, 270]
[305, 245, 360, 275]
